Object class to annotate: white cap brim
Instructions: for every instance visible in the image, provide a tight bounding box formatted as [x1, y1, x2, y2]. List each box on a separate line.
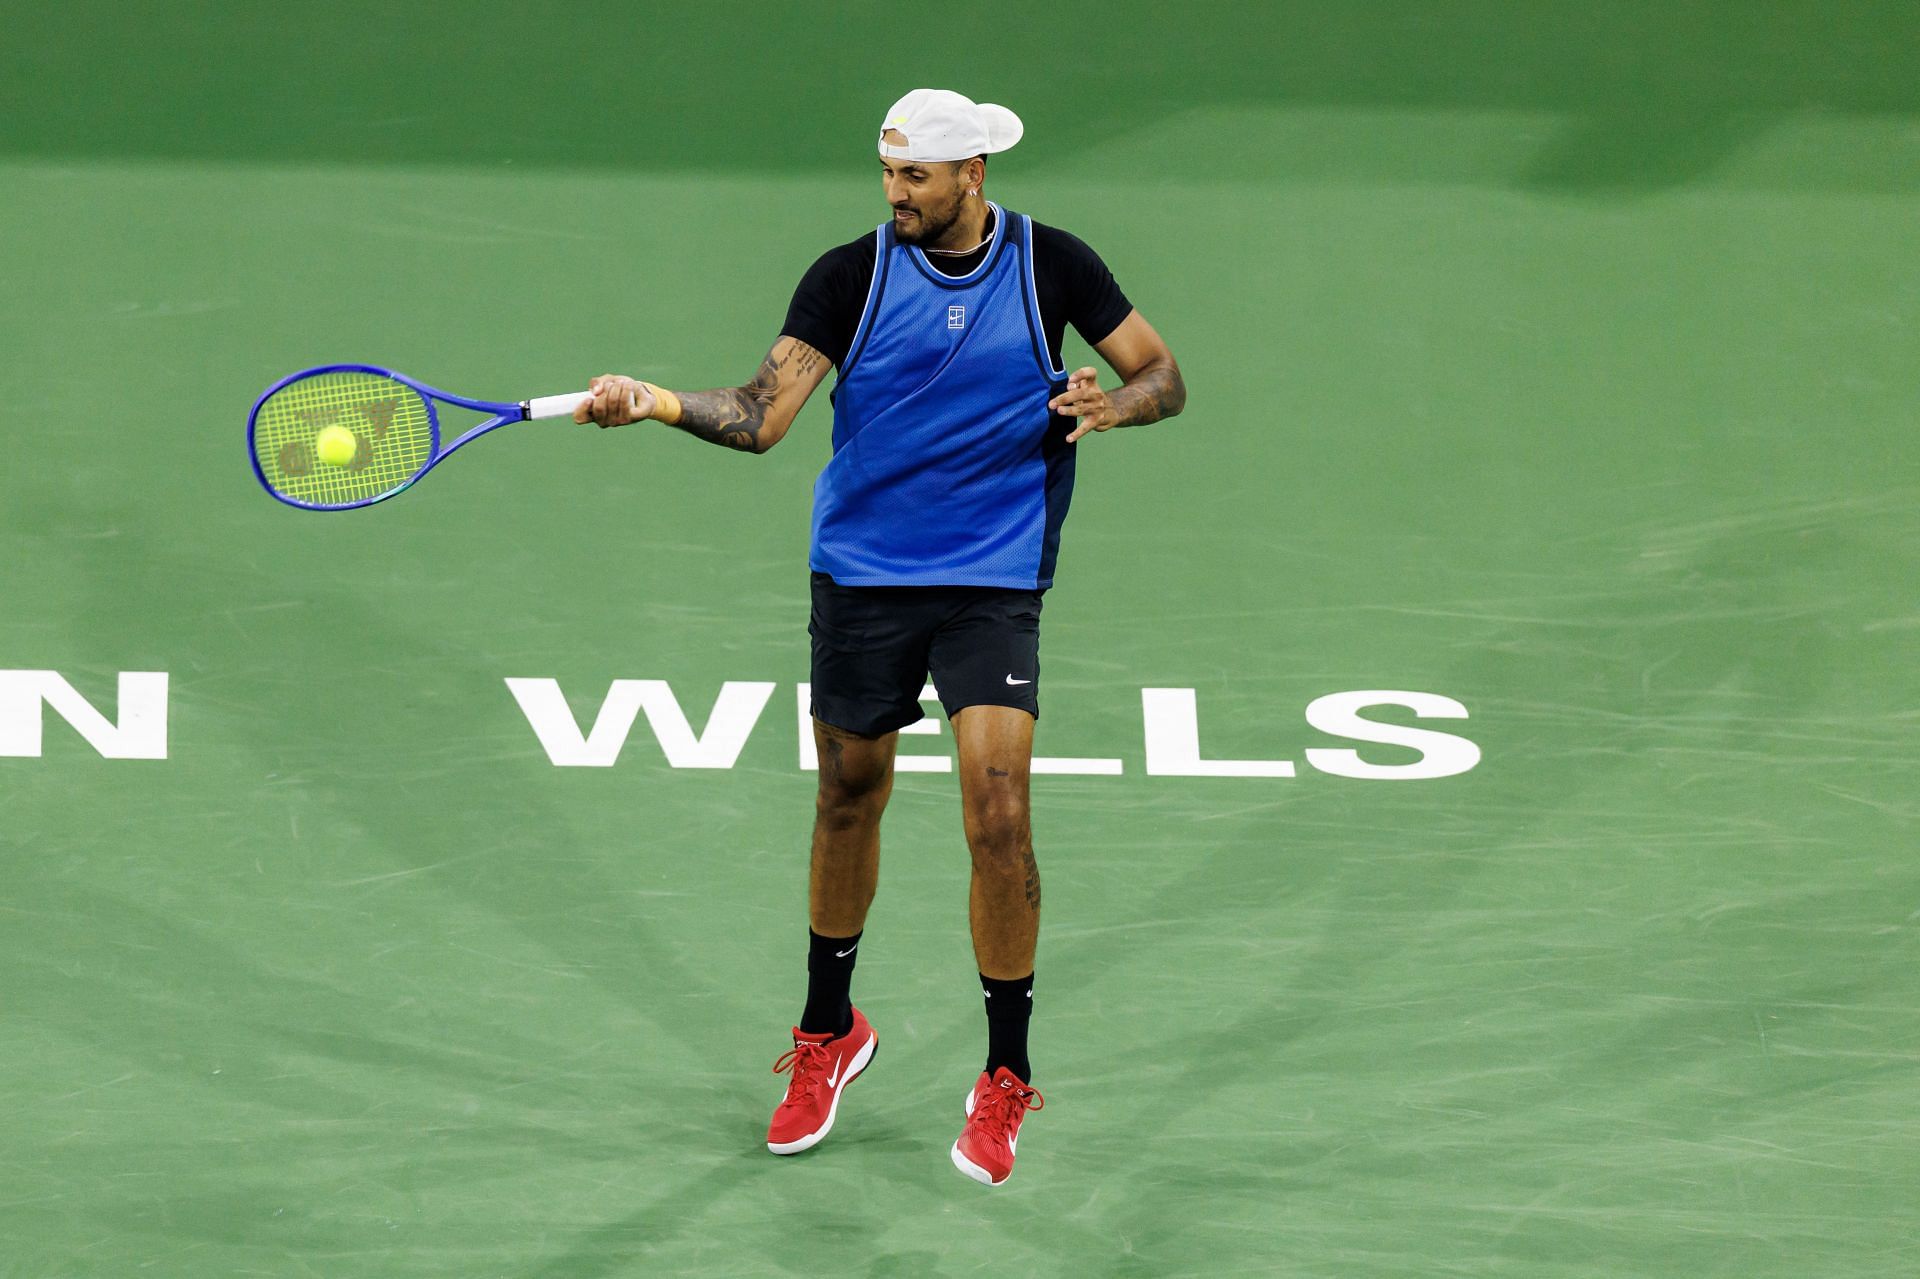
[976, 103, 1023, 155]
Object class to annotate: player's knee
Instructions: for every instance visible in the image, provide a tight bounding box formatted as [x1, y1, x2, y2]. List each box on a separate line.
[816, 771, 891, 831]
[964, 796, 1030, 865]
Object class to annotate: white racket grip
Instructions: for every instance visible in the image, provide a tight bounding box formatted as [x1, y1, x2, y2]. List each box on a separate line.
[522, 391, 593, 421]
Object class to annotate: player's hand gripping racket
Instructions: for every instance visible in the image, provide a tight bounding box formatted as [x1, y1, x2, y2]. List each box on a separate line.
[247, 364, 589, 510]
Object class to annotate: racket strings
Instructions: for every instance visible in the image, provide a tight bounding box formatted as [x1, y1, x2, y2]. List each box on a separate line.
[253, 372, 435, 506]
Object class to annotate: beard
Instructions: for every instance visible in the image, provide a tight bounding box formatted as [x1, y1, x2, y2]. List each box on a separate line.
[892, 189, 967, 245]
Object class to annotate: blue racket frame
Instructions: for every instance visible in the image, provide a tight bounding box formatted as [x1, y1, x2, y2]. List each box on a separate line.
[248, 363, 536, 511]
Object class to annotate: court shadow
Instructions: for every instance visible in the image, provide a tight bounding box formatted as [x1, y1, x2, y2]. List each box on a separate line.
[1521, 110, 1775, 195]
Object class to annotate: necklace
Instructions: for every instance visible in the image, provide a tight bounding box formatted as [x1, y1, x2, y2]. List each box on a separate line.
[923, 210, 996, 256]
[923, 235, 989, 256]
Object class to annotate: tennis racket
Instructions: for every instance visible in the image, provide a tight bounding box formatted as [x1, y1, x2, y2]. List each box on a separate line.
[248, 364, 590, 511]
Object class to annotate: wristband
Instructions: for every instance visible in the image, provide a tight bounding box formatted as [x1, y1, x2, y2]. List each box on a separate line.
[641, 381, 683, 425]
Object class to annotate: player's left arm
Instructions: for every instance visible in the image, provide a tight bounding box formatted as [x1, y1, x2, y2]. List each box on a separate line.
[1048, 310, 1187, 444]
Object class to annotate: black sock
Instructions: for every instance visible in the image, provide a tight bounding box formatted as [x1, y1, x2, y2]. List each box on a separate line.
[800, 929, 860, 1037]
[981, 972, 1034, 1083]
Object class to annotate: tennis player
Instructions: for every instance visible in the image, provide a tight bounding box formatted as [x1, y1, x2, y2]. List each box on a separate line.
[575, 88, 1184, 1185]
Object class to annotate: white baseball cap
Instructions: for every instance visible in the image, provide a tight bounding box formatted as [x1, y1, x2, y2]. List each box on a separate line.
[877, 89, 1023, 163]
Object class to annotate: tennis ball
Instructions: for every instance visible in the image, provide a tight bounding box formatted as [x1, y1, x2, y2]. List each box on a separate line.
[314, 424, 357, 467]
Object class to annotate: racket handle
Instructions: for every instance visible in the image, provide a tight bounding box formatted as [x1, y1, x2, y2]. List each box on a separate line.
[522, 391, 593, 421]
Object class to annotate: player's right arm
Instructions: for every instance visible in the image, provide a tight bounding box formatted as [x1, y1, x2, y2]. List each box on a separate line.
[573, 335, 830, 454]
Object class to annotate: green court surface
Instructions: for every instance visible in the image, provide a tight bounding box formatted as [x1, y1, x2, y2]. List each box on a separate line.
[4, 4, 1918, 1275]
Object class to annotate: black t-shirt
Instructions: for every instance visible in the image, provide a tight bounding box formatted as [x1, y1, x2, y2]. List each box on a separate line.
[780, 207, 1134, 371]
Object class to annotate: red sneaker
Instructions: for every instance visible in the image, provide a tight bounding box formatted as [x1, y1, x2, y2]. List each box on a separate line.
[766, 1007, 877, 1155]
[950, 1067, 1044, 1185]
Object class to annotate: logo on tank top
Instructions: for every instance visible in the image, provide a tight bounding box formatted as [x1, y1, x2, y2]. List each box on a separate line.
[948, 304, 966, 330]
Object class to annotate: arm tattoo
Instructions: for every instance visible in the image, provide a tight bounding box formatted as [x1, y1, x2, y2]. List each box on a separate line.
[1106, 362, 1187, 429]
[670, 351, 783, 452]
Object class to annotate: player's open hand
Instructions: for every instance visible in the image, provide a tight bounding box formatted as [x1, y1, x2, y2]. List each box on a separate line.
[1049, 367, 1117, 443]
[576, 374, 657, 429]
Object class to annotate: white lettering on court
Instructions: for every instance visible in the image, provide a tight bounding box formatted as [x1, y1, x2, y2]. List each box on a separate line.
[0, 670, 170, 759]
[1303, 690, 1481, 780]
[1141, 687, 1295, 777]
[505, 678, 775, 768]
[503, 678, 1478, 778]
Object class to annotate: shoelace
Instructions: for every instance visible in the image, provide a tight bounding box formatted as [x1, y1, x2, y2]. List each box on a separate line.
[970, 1078, 1045, 1142]
[772, 1039, 832, 1107]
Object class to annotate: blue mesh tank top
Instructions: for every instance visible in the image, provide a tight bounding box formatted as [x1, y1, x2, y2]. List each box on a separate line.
[809, 204, 1074, 588]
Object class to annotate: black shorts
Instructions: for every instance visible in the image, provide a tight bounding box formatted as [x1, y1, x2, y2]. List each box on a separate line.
[808, 572, 1043, 736]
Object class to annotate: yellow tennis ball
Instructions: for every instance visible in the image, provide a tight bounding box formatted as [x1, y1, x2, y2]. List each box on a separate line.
[315, 424, 358, 467]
